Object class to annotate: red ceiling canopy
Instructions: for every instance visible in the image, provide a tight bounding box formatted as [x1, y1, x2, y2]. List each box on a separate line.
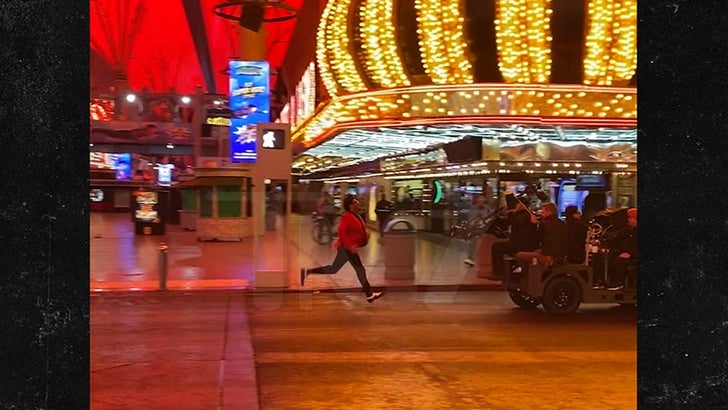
[90, 0, 303, 95]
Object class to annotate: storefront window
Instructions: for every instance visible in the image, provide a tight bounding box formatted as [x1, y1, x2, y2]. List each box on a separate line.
[200, 187, 214, 217]
[217, 186, 242, 217]
[181, 189, 196, 210]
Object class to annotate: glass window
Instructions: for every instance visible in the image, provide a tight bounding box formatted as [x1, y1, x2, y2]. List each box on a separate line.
[199, 186, 214, 217]
[217, 186, 242, 217]
[181, 189, 197, 210]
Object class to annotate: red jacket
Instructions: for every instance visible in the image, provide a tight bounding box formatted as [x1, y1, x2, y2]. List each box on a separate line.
[336, 211, 368, 250]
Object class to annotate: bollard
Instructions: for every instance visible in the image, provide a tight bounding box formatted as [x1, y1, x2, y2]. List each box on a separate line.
[158, 242, 168, 290]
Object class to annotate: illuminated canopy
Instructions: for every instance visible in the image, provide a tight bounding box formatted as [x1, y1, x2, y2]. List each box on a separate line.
[294, 123, 636, 175]
[292, 83, 636, 148]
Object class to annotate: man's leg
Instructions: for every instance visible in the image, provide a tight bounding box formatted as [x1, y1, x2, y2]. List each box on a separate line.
[607, 256, 631, 288]
[308, 246, 349, 275]
[343, 248, 372, 297]
[467, 237, 480, 260]
[515, 250, 540, 271]
[491, 241, 512, 278]
[327, 214, 337, 237]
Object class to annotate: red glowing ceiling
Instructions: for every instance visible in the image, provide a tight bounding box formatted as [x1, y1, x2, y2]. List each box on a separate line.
[90, 0, 303, 95]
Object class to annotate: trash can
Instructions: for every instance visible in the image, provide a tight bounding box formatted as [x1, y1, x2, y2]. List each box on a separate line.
[383, 219, 417, 280]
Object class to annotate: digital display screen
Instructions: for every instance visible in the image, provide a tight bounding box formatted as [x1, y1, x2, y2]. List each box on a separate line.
[558, 183, 588, 215]
[114, 153, 132, 181]
[156, 163, 174, 186]
[228, 60, 270, 163]
[134, 191, 159, 223]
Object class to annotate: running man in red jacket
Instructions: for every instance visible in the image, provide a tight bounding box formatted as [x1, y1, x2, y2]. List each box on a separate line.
[301, 195, 385, 303]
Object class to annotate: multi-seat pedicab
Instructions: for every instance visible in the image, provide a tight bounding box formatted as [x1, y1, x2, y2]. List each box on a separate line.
[502, 208, 636, 314]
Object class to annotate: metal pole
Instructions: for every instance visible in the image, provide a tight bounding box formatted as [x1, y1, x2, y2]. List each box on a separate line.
[158, 242, 168, 290]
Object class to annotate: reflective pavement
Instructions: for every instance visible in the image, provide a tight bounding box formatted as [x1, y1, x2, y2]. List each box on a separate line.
[90, 212, 510, 409]
[90, 212, 503, 293]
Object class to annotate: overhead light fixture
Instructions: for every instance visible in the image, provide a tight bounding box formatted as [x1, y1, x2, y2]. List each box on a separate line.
[239, 3, 265, 32]
[180, 96, 191, 104]
[213, 1, 297, 33]
[126, 94, 136, 103]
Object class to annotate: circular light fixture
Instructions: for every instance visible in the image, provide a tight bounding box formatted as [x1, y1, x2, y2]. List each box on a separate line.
[180, 96, 191, 104]
[213, 1, 298, 30]
[126, 94, 136, 103]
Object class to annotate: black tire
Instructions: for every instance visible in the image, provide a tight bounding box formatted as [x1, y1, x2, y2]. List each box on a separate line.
[311, 223, 331, 245]
[542, 275, 582, 315]
[508, 289, 541, 308]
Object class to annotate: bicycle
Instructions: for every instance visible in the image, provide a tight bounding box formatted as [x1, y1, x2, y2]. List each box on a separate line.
[311, 212, 338, 245]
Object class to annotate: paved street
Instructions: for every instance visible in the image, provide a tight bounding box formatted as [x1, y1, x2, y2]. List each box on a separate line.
[91, 290, 635, 409]
[90, 212, 636, 409]
[248, 291, 636, 410]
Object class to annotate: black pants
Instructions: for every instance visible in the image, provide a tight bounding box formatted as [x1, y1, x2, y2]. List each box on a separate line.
[491, 241, 521, 278]
[309, 246, 373, 296]
[609, 256, 636, 286]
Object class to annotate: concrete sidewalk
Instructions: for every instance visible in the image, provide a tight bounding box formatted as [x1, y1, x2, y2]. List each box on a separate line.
[91, 291, 260, 409]
[90, 212, 504, 293]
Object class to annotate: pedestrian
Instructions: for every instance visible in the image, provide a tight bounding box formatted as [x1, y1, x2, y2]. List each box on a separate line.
[564, 205, 588, 264]
[301, 195, 385, 303]
[316, 191, 338, 235]
[463, 194, 491, 266]
[375, 193, 393, 236]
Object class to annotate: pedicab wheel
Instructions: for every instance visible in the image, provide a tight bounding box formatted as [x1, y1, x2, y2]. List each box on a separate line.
[311, 224, 330, 245]
[542, 275, 582, 314]
[508, 289, 541, 308]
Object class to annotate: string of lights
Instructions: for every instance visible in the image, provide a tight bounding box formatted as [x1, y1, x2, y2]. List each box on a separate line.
[360, 0, 411, 88]
[414, 0, 473, 84]
[292, 84, 636, 145]
[316, 0, 367, 96]
[584, 0, 637, 85]
[494, 0, 552, 83]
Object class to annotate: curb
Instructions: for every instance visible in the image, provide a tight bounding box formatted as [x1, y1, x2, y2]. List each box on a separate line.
[90, 283, 505, 295]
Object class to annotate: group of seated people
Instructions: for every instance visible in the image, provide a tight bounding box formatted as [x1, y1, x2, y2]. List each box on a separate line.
[490, 192, 637, 291]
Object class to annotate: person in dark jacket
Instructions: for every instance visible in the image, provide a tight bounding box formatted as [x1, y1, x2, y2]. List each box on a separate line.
[490, 194, 539, 279]
[374, 193, 393, 236]
[463, 194, 492, 266]
[514, 202, 568, 272]
[606, 207, 637, 291]
[564, 205, 588, 264]
[301, 195, 385, 303]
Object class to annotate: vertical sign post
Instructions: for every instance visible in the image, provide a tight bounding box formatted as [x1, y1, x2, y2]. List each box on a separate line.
[252, 123, 293, 288]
